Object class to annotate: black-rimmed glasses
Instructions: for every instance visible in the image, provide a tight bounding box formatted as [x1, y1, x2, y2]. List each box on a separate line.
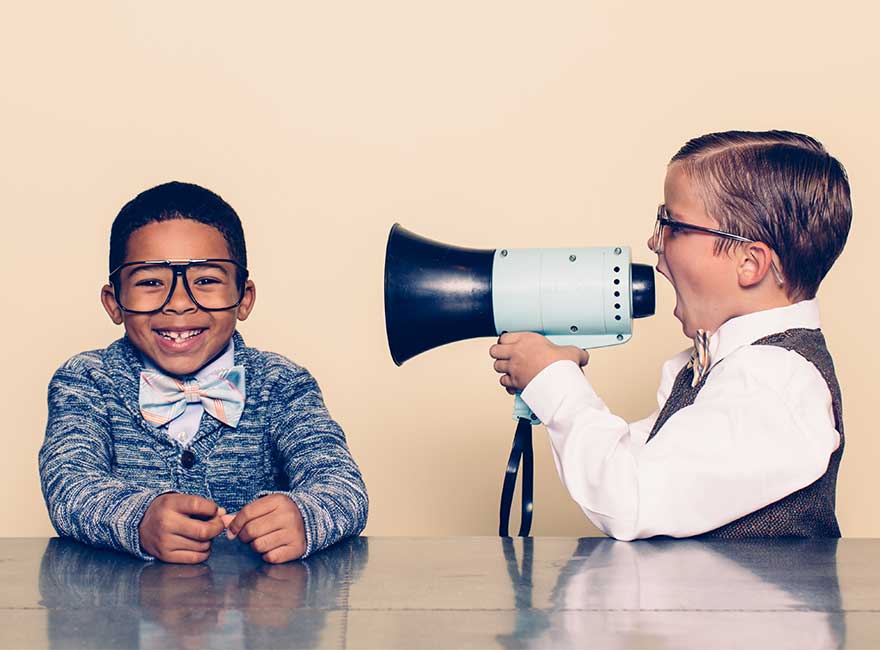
[651, 205, 784, 286]
[109, 259, 249, 314]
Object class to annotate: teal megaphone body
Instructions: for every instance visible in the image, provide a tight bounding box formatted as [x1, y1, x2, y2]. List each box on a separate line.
[491, 243, 653, 422]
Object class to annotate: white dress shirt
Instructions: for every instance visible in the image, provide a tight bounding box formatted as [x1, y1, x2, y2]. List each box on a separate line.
[142, 339, 235, 447]
[521, 299, 841, 540]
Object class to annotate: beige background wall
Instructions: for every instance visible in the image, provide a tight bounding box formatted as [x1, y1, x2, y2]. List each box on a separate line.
[1, 1, 877, 538]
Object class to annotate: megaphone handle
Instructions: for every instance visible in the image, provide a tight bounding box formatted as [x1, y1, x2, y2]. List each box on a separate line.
[499, 416, 534, 537]
[513, 393, 542, 425]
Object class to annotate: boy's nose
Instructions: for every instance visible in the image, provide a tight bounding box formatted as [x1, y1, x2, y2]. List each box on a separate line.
[163, 278, 198, 314]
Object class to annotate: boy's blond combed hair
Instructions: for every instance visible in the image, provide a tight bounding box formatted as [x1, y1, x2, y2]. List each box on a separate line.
[670, 130, 852, 301]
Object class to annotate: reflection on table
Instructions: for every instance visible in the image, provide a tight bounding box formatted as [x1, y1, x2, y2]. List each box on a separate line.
[495, 537, 844, 649]
[38, 536, 366, 649]
[0, 535, 872, 648]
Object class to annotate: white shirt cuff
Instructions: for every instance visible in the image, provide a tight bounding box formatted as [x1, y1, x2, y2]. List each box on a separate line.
[521, 360, 604, 425]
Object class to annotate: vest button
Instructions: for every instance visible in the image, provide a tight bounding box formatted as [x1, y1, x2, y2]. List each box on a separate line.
[180, 450, 196, 469]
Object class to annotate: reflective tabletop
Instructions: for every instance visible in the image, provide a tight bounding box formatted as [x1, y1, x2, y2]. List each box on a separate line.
[1, 536, 877, 649]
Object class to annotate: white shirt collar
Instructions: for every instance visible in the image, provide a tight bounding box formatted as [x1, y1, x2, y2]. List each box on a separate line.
[142, 338, 236, 381]
[706, 299, 821, 368]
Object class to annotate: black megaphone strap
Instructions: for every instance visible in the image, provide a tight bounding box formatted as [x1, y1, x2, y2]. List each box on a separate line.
[499, 417, 534, 537]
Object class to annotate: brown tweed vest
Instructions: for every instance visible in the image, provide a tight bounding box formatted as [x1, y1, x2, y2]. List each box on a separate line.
[646, 328, 843, 538]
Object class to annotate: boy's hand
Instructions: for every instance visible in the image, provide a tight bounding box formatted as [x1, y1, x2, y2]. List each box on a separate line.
[139, 494, 225, 564]
[490, 332, 590, 392]
[226, 494, 306, 564]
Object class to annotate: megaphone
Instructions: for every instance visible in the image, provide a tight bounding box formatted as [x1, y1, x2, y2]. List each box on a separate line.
[385, 223, 655, 367]
[383, 223, 655, 537]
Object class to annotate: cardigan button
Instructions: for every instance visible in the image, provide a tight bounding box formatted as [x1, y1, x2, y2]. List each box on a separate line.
[180, 450, 196, 469]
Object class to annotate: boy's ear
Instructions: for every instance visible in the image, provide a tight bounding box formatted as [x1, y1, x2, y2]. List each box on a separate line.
[101, 284, 124, 325]
[236, 280, 256, 321]
[736, 243, 775, 289]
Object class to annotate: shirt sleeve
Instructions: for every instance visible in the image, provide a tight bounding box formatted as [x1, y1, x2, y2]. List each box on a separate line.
[39, 367, 170, 560]
[520, 346, 840, 540]
[262, 367, 368, 558]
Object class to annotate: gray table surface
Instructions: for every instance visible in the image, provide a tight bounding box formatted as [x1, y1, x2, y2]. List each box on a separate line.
[0, 536, 877, 649]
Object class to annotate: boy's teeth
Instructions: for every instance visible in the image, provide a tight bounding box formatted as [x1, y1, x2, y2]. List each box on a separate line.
[159, 329, 203, 341]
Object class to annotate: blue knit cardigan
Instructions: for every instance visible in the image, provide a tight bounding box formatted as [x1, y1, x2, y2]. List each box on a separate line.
[39, 331, 368, 560]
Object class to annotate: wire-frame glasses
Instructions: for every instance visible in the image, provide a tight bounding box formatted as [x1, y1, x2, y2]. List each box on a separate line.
[652, 205, 784, 286]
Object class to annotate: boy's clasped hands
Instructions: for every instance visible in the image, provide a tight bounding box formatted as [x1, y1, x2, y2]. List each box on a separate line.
[139, 493, 305, 564]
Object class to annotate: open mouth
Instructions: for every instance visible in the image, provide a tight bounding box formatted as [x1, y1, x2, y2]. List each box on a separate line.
[154, 328, 207, 343]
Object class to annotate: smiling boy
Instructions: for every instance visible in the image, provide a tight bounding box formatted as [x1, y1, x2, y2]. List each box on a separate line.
[40, 182, 368, 563]
[490, 130, 851, 539]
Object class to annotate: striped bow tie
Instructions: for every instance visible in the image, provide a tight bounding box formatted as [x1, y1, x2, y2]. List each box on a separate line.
[139, 367, 246, 428]
[688, 329, 711, 388]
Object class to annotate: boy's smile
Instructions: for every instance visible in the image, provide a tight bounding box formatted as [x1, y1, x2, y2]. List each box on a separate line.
[101, 219, 256, 377]
[153, 325, 210, 355]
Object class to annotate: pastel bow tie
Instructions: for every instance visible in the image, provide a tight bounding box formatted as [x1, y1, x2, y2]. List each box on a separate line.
[139, 367, 246, 428]
[688, 329, 711, 388]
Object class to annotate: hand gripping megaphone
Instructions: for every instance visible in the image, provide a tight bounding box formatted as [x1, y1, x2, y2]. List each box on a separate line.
[384, 224, 655, 535]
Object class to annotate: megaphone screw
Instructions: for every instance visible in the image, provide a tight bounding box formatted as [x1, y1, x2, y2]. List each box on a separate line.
[570, 325, 579, 333]
[569, 254, 577, 262]
[500, 249, 508, 257]
[614, 247, 622, 255]
[617, 334, 624, 341]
